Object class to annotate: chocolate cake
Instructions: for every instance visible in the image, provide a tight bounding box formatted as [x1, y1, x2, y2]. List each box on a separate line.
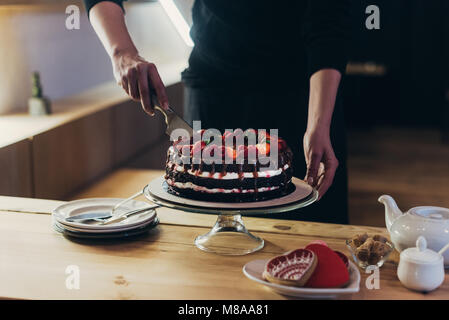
[165, 129, 293, 202]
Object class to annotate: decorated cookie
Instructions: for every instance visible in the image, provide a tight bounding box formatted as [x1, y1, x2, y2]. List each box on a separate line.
[263, 249, 318, 287]
[305, 243, 350, 288]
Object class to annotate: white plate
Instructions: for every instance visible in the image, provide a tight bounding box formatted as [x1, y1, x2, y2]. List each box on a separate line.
[145, 176, 316, 213]
[53, 216, 156, 233]
[54, 218, 159, 239]
[243, 259, 360, 299]
[53, 198, 156, 230]
[55, 211, 156, 232]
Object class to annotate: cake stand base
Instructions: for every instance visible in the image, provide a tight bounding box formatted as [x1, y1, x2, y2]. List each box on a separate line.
[194, 214, 264, 255]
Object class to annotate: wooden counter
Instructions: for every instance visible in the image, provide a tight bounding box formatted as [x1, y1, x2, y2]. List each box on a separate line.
[0, 195, 448, 300]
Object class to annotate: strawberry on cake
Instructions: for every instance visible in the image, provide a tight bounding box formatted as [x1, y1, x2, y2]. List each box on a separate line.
[165, 129, 293, 202]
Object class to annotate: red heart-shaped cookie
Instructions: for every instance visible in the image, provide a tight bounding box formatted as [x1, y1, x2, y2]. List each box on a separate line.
[308, 240, 328, 247]
[263, 249, 317, 287]
[335, 250, 349, 269]
[305, 244, 350, 288]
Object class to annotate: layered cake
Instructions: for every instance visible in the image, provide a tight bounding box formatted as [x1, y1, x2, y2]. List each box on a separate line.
[165, 129, 293, 202]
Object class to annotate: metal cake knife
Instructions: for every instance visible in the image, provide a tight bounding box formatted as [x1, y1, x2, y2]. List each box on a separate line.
[151, 92, 193, 138]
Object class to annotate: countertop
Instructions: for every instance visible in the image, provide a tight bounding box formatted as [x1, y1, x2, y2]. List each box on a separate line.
[0, 190, 448, 299]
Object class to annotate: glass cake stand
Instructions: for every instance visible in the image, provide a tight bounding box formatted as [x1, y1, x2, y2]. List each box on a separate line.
[143, 176, 318, 255]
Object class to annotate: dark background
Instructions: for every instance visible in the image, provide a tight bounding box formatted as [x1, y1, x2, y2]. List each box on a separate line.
[343, 0, 449, 139]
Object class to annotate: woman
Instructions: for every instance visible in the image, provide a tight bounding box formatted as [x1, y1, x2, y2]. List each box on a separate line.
[84, 0, 354, 224]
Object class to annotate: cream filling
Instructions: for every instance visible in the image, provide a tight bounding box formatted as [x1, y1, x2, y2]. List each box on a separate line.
[166, 179, 281, 194]
[169, 162, 289, 180]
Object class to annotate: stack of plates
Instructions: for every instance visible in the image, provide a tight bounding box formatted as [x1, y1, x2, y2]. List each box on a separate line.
[52, 198, 158, 239]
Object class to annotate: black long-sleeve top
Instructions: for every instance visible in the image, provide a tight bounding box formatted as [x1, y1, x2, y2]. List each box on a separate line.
[84, 0, 354, 87]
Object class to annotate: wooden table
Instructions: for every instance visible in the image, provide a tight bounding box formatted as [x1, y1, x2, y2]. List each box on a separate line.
[0, 195, 448, 300]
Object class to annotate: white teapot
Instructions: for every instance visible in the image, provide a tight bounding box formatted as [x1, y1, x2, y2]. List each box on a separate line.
[379, 195, 449, 266]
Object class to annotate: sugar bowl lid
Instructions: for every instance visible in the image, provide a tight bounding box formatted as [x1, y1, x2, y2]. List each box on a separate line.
[401, 236, 442, 264]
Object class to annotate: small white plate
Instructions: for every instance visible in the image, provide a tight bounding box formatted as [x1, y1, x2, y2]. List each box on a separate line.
[243, 259, 360, 299]
[54, 218, 159, 239]
[53, 198, 156, 230]
[53, 215, 156, 233]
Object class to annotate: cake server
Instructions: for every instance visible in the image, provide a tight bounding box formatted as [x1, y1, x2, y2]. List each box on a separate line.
[66, 190, 156, 222]
[65, 206, 155, 223]
[151, 92, 193, 138]
[66, 212, 112, 222]
[100, 205, 159, 225]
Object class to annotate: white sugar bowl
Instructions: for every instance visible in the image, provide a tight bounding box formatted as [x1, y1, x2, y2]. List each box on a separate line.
[397, 236, 448, 292]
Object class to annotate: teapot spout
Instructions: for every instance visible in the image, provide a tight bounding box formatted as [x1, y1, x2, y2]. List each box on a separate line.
[378, 195, 403, 232]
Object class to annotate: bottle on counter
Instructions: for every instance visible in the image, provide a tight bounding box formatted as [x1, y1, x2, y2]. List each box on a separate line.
[28, 71, 52, 116]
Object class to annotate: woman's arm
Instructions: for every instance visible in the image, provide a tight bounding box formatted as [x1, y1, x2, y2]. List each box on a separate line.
[302, 0, 354, 199]
[303, 69, 341, 199]
[88, 1, 168, 115]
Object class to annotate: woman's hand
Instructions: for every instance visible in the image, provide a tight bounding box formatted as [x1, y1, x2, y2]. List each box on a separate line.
[88, 2, 169, 116]
[112, 50, 169, 116]
[303, 126, 339, 200]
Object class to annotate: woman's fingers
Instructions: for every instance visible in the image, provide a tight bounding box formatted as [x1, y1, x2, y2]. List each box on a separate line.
[127, 68, 140, 101]
[316, 156, 339, 200]
[303, 130, 338, 200]
[136, 64, 154, 116]
[147, 63, 169, 110]
[120, 75, 129, 95]
[113, 55, 169, 115]
[305, 152, 322, 187]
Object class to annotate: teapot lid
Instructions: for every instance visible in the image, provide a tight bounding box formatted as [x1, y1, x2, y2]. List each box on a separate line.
[409, 207, 449, 221]
[401, 236, 442, 264]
